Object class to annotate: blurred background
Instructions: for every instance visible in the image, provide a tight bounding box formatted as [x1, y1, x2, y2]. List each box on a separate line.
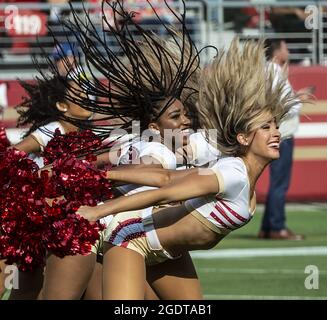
[0, 0, 326, 299]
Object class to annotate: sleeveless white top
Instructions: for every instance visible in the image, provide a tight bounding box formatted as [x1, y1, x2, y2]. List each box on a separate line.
[188, 132, 222, 167]
[185, 157, 255, 233]
[116, 140, 177, 196]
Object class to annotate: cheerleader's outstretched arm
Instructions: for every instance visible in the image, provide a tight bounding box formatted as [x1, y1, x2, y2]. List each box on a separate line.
[106, 165, 199, 188]
[77, 168, 219, 222]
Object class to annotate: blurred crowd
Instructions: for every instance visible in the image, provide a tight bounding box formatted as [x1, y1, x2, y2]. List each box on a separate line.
[0, 0, 203, 57]
[0, 1, 326, 66]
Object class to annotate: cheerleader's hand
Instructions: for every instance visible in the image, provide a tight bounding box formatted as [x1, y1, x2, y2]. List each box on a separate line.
[45, 195, 65, 206]
[38, 166, 52, 178]
[76, 206, 99, 222]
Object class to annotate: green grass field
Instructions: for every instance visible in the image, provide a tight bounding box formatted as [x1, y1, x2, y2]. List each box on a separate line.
[192, 204, 327, 300]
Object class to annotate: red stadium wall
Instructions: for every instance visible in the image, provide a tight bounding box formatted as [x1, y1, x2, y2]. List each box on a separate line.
[1, 66, 327, 202]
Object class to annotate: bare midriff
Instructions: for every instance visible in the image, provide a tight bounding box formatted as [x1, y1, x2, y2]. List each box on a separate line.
[153, 204, 226, 256]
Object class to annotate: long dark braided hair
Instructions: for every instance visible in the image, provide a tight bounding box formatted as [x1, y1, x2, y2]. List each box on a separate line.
[17, 75, 70, 137]
[37, 0, 214, 140]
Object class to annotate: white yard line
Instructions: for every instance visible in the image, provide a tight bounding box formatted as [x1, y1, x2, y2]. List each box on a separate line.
[191, 246, 327, 259]
[198, 267, 327, 275]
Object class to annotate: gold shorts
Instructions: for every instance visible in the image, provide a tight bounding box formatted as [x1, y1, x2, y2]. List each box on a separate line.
[104, 209, 180, 266]
[90, 230, 105, 256]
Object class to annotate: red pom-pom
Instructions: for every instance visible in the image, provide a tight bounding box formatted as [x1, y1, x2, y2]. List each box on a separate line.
[42, 129, 102, 166]
[43, 200, 105, 257]
[46, 156, 113, 204]
[0, 148, 110, 271]
[0, 148, 47, 271]
[0, 235, 46, 272]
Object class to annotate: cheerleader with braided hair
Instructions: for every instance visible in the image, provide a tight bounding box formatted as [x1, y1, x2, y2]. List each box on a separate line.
[13, 74, 93, 166]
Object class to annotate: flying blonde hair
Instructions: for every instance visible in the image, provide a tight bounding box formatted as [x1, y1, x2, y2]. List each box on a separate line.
[198, 38, 298, 156]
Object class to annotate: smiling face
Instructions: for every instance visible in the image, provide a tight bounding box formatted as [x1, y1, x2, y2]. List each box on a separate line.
[149, 99, 192, 147]
[243, 116, 281, 162]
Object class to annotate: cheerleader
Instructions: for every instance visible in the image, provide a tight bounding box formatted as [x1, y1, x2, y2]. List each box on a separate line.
[3, 74, 93, 300]
[76, 39, 299, 299]
[14, 75, 93, 165]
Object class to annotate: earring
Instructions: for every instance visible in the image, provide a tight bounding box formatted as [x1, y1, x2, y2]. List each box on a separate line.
[150, 128, 160, 135]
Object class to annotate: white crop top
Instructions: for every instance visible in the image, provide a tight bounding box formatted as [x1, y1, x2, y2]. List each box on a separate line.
[31, 121, 65, 151]
[117, 140, 177, 196]
[188, 132, 222, 167]
[185, 157, 255, 233]
[101, 140, 178, 226]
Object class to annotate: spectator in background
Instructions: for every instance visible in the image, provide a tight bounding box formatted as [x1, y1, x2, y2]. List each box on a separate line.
[269, 6, 308, 30]
[268, 6, 311, 64]
[224, 5, 250, 32]
[258, 39, 311, 240]
[47, 0, 69, 19]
